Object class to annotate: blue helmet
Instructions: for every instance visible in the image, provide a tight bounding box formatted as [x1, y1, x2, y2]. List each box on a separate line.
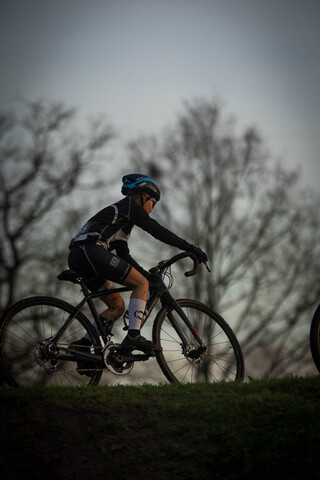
[121, 173, 160, 201]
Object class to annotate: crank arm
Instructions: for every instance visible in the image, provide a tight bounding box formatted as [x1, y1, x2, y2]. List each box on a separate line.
[115, 352, 154, 362]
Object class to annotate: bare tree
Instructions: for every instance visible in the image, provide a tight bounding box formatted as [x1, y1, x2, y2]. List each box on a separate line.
[0, 99, 115, 313]
[127, 97, 320, 377]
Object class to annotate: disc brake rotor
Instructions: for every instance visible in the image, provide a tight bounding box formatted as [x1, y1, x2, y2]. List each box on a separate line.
[33, 341, 59, 373]
[184, 344, 206, 367]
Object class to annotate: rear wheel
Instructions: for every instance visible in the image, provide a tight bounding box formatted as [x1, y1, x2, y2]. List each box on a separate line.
[0, 296, 102, 386]
[153, 299, 244, 383]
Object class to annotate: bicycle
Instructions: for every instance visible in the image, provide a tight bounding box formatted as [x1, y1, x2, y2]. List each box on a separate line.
[310, 304, 320, 373]
[0, 252, 245, 386]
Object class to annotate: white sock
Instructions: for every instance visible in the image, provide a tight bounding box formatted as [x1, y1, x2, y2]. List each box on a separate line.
[128, 298, 146, 331]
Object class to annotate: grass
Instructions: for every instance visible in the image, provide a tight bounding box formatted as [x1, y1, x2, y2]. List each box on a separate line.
[1, 376, 320, 479]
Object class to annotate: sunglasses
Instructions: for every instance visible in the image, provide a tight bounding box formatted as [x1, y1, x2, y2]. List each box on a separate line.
[147, 196, 157, 207]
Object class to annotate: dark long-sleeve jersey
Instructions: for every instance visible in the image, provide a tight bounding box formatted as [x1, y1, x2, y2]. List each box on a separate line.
[70, 197, 193, 275]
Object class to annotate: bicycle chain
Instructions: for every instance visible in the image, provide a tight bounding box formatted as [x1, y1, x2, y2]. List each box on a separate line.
[47, 343, 150, 376]
[48, 366, 104, 375]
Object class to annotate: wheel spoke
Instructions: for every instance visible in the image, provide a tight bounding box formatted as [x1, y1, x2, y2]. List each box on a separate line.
[154, 300, 244, 384]
[0, 297, 102, 386]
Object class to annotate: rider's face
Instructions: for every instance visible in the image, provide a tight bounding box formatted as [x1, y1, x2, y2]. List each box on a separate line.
[141, 195, 156, 215]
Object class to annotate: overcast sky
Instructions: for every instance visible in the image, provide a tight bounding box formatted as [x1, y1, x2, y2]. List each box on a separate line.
[1, 0, 319, 189]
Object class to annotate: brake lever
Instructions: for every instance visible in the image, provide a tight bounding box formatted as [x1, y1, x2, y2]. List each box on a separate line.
[184, 254, 198, 277]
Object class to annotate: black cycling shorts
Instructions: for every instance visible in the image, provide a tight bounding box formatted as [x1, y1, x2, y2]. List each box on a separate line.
[68, 243, 132, 292]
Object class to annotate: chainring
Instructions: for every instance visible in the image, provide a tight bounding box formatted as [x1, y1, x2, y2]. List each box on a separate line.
[103, 343, 134, 375]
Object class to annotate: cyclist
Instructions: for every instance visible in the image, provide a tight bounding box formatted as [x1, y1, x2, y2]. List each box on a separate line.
[68, 173, 208, 353]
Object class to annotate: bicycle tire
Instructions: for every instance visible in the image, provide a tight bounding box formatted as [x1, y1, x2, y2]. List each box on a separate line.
[153, 298, 245, 384]
[0, 296, 102, 386]
[310, 304, 320, 374]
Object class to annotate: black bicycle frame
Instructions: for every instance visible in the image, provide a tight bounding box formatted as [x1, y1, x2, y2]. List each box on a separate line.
[50, 283, 130, 346]
[52, 252, 206, 362]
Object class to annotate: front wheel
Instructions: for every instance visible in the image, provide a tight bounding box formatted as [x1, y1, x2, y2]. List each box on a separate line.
[310, 304, 320, 374]
[0, 296, 103, 386]
[153, 299, 244, 383]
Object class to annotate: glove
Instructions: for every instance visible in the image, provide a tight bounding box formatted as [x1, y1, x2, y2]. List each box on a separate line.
[189, 246, 208, 264]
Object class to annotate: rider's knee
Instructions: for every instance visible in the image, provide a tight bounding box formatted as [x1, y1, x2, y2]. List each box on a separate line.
[139, 275, 149, 290]
[125, 268, 149, 292]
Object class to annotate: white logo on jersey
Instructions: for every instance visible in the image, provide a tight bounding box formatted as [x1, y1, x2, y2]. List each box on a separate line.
[110, 256, 120, 268]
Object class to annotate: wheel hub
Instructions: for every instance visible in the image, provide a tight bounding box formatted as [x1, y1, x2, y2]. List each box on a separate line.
[184, 344, 206, 367]
[33, 341, 58, 373]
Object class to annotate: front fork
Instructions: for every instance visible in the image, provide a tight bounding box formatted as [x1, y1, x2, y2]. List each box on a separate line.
[160, 291, 207, 353]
